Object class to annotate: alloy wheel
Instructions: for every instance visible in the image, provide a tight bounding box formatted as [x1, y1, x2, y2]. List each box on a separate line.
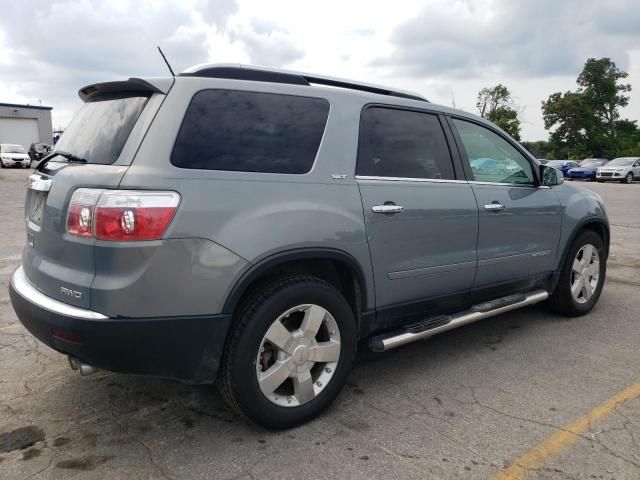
[570, 244, 600, 304]
[256, 304, 341, 407]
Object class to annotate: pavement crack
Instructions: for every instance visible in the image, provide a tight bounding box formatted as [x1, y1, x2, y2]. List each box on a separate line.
[110, 411, 173, 480]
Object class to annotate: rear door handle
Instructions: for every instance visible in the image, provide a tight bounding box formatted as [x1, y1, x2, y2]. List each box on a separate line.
[372, 205, 403, 214]
[484, 203, 505, 211]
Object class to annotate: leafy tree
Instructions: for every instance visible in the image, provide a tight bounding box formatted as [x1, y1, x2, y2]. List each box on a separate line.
[521, 140, 552, 159]
[542, 58, 635, 159]
[578, 58, 631, 138]
[615, 119, 640, 156]
[476, 84, 521, 140]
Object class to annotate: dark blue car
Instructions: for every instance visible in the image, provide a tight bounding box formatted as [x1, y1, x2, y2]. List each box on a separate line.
[566, 159, 608, 181]
[546, 160, 580, 176]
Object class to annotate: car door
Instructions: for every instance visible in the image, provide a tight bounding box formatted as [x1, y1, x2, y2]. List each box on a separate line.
[356, 106, 478, 327]
[633, 159, 640, 178]
[449, 117, 562, 291]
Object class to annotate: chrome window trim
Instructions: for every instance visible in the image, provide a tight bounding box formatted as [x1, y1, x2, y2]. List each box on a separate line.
[355, 175, 544, 188]
[355, 175, 468, 184]
[10, 266, 108, 320]
[467, 180, 540, 188]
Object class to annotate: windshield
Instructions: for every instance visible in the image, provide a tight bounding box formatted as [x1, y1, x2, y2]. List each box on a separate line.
[608, 158, 635, 166]
[53, 96, 148, 164]
[33, 144, 46, 152]
[546, 160, 564, 166]
[581, 160, 605, 167]
[3, 144, 26, 154]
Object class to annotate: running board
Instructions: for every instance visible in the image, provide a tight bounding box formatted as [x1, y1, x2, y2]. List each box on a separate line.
[369, 290, 549, 352]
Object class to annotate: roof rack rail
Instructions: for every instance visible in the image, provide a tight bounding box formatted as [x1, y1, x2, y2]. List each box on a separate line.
[180, 63, 428, 103]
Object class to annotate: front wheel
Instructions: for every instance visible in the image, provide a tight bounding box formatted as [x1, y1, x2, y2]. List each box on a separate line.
[217, 275, 357, 429]
[548, 230, 606, 316]
[622, 172, 633, 184]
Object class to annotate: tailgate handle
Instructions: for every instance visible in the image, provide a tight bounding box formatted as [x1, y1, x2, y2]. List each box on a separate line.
[26, 174, 52, 192]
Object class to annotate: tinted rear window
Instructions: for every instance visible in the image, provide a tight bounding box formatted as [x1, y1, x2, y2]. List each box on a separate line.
[171, 90, 330, 174]
[53, 96, 148, 164]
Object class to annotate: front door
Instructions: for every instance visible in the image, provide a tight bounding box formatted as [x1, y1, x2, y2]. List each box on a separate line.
[449, 117, 561, 289]
[356, 106, 478, 328]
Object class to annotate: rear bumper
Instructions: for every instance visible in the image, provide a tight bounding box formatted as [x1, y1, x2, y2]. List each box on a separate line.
[9, 265, 231, 384]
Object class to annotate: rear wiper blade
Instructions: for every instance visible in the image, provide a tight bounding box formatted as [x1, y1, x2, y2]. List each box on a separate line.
[55, 151, 88, 163]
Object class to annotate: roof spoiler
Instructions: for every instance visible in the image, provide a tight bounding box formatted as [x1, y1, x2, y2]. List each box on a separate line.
[78, 77, 174, 102]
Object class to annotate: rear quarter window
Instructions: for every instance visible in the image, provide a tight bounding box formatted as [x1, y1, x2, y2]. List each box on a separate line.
[171, 90, 330, 174]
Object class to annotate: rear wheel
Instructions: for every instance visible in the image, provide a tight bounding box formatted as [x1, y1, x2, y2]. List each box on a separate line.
[217, 275, 356, 429]
[548, 231, 606, 316]
[622, 172, 633, 184]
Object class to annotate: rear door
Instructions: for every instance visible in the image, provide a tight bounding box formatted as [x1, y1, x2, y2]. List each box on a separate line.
[22, 88, 164, 309]
[356, 106, 478, 328]
[449, 117, 561, 290]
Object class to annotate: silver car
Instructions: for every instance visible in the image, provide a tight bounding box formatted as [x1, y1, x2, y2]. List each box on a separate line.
[9, 64, 609, 429]
[596, 157, 640, 183]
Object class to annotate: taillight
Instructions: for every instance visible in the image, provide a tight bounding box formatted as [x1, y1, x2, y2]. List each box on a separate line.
[66, 189, 102, 237]
[66, 189, 180, 241]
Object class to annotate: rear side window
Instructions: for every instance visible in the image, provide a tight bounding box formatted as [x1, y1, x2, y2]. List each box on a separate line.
[171, 90, 330, 174]
[53, 96, 148, 164]
[357, 107, 455, 180]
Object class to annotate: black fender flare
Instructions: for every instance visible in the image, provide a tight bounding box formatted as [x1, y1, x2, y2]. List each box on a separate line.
[221, 247, 369, 315]
[554, 217, 610, 289]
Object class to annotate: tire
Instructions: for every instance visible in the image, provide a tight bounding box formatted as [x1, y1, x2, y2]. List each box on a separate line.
[622, 172, 633, 184]
[24, 161, 32, 169]
[548, 230, 606, 317]
[0, 160, 5, 168]
[217, 275, 357, 429]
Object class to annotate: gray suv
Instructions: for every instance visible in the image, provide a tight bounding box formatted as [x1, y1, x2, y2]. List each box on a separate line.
[9, 64, 609, 429]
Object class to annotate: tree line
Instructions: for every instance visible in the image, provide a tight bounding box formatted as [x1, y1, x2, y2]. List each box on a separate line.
[473, 58, 639, 160]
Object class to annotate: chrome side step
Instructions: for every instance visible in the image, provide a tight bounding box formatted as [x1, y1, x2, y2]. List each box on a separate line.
[369, 290, 549, 352]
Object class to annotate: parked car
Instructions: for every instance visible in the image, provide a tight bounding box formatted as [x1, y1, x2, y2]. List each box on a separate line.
[565, 158, 608, 181]
[0, 144, 31, 168]
[28, 143, 51, 162]
[545, 160, 580, 177]
[596, 157, 640, 184]
[9, 64, 609, 429]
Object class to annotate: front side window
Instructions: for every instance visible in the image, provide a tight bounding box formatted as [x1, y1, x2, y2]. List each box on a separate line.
[171, 90, 330, 174]
[453, 119, 534, 184]
[357, 107, 455, 179]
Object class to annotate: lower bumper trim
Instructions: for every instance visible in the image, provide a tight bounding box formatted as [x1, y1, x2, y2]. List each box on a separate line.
[9, 266, 232, 383]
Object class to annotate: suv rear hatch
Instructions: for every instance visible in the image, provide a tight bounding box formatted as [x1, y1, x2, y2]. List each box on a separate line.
[23, 78, 172, 310]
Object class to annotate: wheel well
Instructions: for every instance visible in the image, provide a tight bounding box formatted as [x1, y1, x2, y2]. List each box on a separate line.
[581, 221, 609, 258]
[227, 257, 365, 324]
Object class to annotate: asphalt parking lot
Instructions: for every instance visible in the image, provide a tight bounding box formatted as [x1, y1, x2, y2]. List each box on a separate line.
[1, 167, 639, 480]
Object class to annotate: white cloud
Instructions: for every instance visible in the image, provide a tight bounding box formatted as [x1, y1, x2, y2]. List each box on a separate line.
[0, 0, 638, 141]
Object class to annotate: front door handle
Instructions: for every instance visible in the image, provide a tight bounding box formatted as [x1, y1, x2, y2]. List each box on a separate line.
[484, 203, 505, 211]
[372, 205, 403, 214]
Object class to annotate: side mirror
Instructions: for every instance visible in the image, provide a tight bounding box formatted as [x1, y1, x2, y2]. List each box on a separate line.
[541, 165, 563, 186]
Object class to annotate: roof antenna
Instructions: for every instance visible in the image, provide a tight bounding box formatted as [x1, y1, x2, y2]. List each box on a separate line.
[157, 46, 175, 77]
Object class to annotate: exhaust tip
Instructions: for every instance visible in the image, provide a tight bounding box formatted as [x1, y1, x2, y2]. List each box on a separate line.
[67, 356, 98, 376]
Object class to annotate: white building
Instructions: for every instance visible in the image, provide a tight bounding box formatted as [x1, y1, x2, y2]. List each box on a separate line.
[0, 102, 53, 147]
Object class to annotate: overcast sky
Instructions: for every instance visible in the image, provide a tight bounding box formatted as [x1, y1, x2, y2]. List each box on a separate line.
[1, 0, 639, 140]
